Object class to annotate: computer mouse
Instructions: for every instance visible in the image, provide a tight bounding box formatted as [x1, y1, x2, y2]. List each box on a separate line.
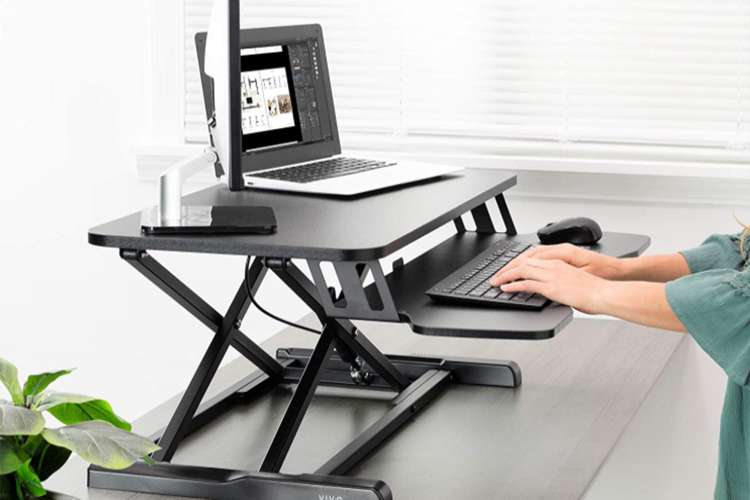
[537, 217, 603, 245]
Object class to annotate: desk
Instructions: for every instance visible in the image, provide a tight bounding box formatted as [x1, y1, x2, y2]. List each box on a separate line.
[87, 169, 651, 499]
[48, 318, 684, 500]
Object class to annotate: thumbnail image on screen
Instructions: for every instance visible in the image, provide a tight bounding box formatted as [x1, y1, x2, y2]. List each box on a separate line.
[240, 46, 302, 150]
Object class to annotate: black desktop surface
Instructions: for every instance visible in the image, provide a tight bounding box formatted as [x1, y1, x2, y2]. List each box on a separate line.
[89, 169, 513, 260]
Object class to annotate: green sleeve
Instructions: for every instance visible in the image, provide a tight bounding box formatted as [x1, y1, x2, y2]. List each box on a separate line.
[666, 269, 750, 386]
[679, 233, 745, 273]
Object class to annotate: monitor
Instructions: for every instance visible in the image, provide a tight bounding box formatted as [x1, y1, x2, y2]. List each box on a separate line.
[197, 24, 341, 191]
[201, 0, 240, 184]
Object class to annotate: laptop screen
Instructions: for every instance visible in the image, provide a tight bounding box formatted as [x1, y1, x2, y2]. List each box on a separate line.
[240, 40, 330, 153]
[195, 25, 342, 187]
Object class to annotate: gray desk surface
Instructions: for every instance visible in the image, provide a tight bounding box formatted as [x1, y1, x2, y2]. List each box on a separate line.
[48, 317, 683, 500]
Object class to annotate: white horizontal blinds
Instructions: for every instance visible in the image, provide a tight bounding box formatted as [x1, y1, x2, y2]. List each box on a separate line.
[400, 0, 750, 147]
[400, 1, 569, 140]
[184, 0, 750, 151]
[557, 0, 750, 147]
[183, 0, 401, 142]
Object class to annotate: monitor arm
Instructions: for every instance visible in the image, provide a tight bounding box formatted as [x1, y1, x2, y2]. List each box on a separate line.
[160, 148, 219, 224]
[207, 113, 226, 179]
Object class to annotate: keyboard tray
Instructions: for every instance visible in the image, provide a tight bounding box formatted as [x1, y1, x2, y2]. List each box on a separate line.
[364, 231, 650, 340]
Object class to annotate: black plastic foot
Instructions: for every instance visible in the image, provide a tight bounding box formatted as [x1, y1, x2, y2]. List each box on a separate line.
[88, 462, 392, 500]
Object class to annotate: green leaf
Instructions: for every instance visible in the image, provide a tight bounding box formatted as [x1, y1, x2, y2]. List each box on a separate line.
[0, 438, 24, 475]
[15, 462, 45, 497]
[31, 442, 71, 481]
[37, 393, 131, 431]
[42, 422, 159, 470]
[22, 370, 73, 399]
[21, 435, 43, 459]
[0, 404, 45, 436]
[14, 475, 23, 500]
[33, 392, 94, 412]
[0, 359, 23, 406]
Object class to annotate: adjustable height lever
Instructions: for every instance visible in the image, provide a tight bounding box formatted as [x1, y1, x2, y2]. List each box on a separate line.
[335, 341, 374, 386]
[327, 287, 374, 386]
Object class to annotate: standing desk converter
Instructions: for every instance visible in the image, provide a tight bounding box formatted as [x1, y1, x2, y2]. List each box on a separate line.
[87, 168, 650, 500]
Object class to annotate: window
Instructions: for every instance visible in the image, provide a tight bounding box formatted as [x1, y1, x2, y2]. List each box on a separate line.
[184, 0, 750, 160]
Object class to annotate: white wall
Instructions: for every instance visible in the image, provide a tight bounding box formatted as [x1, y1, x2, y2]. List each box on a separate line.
[0, 0, 154, 406]
[0, 2, 746, 498]
[0, 0, 313, 420]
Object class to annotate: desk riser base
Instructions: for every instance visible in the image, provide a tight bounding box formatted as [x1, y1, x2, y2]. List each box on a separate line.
[89, 462, 392, 500]
[145, 348, 521, 445]
[89, 350, 520, 499]
[278, 348, 521, 389]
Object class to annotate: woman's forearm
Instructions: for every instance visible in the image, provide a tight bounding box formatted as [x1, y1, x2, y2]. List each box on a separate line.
[615, 253, 691, 282]
[594, 281, 686, 332]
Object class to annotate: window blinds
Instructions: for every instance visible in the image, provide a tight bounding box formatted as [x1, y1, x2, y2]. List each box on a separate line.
[184, 0, 750, 154]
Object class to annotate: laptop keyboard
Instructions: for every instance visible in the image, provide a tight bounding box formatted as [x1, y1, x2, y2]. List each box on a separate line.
[250, 157, 395, 184]
[426, 240, 550, 311]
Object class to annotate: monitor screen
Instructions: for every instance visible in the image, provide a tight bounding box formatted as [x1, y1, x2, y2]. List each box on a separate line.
[240, 39, 330, 152]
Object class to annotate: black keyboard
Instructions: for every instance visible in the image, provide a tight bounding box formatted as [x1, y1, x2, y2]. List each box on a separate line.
[251, 157, 394, 184]
[426, 241, 550, 311]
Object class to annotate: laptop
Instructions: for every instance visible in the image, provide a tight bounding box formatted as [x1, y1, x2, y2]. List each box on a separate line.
[196, 25, 461, 195]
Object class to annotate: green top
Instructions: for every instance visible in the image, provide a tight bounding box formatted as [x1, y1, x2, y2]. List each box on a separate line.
[666, 232, 750, 500]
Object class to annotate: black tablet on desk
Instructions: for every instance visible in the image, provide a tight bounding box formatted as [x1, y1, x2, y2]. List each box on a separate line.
[141, 205, 277, 235]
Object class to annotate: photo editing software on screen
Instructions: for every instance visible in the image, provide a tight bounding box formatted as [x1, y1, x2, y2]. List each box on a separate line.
[240, 40, 329, 152]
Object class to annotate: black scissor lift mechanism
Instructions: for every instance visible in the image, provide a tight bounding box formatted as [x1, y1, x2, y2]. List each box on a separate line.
[88, 194, 521, 500]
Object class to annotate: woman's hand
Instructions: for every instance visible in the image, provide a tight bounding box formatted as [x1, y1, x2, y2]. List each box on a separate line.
[493, 243, 623, 282]
[490, 259, 686, 331]
[489, 258, 607, 314]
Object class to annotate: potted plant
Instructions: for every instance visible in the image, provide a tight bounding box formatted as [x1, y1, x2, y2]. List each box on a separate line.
[0, 357, 159, 499]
